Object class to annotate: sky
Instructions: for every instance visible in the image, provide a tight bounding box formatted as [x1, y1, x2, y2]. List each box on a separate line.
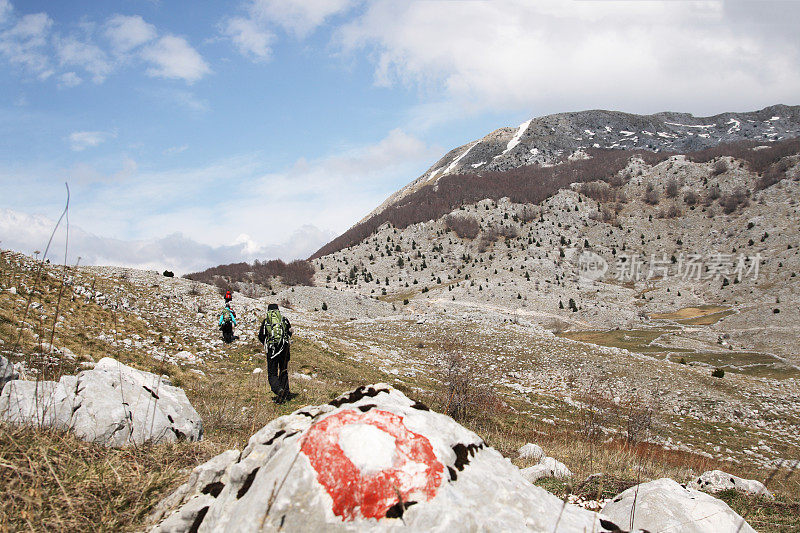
[0, 0, 798, 274]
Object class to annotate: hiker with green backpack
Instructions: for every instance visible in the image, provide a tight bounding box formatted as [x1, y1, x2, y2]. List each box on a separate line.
[258, 303, 293, 403]
[218, 303, 237, 343]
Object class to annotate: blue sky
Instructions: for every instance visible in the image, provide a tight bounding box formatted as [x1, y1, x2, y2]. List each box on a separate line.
[1, 0, 798, 273]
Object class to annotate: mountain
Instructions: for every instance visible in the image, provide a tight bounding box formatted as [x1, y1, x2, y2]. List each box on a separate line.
[308, 104, 800, 365]
[312, 104, 800, 259]
[2, 106, 799, 529]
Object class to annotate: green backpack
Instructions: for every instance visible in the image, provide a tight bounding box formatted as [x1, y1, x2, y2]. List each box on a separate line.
[263, 309, 286, 352]
[221, 307, 233, 324]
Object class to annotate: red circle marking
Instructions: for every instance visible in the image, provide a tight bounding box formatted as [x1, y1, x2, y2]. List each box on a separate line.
[301, 409, 444, 520]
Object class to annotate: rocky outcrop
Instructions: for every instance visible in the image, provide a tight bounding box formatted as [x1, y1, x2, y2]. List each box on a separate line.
[517, 442, 545, 461]
[689, 469, 774, 499]
[0, 354, 18, 388]
[0, 357, 202, 447]
[149, 384, 615, 532]
[517, 443, 572, 482]
[601, 478, 756, 533]
[521, 456, 573, 483]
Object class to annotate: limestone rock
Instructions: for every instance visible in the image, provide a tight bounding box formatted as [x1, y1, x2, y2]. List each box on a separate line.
[688, 470, 773, 499]
[175, 351, 196, 363]
[0, 357, 202, 447]
[601, 478, 756, 533]
[518, 442, 545, 461]
[520, 456, 573, 483]
[149, 384, 615, 533]
[0, 354, 19, 388]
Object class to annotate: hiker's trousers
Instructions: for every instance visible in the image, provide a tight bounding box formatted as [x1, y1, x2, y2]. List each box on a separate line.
[267, 345, 290, 399]
[220, 322, 234, 343]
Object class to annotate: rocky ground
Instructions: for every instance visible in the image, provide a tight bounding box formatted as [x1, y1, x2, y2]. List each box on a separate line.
[1, 244, 799, 530]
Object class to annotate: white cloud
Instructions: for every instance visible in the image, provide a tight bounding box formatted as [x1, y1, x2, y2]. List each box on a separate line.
[0, 208, 334, 274]
[0, 129, 437, 270]
[0, 0, 11, 24]
[163, 144, 188, 155]
[0, 12, 54, 79]
[104, 14, 156, 53]
[68, 130, 115, 151]
[141, 35, 211, 83]
[249, 0, 357, 37]
[223, 16, 274, 60]
[58, 71, 82, 87]
[222, 0, 356, 61]
[336, 0, 800, 116]
[143, 87, 209, 113]
[55, 35, 112, 83]
[1, 10, 208, 87]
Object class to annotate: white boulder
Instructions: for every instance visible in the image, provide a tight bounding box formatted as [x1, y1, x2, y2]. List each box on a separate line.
[174, 351, 198, 364]
[149, 384, 616, 533]
[0, 357, 202, 447]
[521, 456, 573, 483]
[518, 442, 545, 461]
[689, 470, 773, 499]
[1, 354, 19, 388]
[601, 478, 756, 533]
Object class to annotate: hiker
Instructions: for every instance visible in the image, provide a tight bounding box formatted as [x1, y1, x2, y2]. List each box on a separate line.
[219, 303, 237, 343]
[224, 289, 232, 303]
[258, 303, 293, 403]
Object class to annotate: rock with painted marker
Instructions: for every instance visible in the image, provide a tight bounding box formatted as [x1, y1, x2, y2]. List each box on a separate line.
[149, 384, 615, 532]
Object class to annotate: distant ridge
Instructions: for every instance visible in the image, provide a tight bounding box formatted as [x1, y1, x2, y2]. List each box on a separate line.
[311, 105, 800, 259]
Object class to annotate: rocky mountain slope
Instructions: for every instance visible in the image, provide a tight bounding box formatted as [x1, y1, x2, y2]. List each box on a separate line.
[365, 104, 800, 222]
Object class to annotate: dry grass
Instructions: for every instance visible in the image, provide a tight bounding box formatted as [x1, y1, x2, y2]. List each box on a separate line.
[0, 423, 215, 532]
[650, 305, 729, 320]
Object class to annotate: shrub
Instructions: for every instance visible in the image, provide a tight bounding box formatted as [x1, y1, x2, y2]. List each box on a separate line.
[162, 270, 174, 277]
[580, 181, 615, 203]
[711, 368, 725, 378]
[185, 259, 315, 288]
[444, 214, 481, 239]
[477, 224, 518, 252]
[658, 203, 682, 219]
[644, 182, 660, 205]
[710, 159, 728, 176]
[757, 158, 793, 190]
[665, 177, 679, 198]
[706, 184, 722, 204]
[517, 205, 538, 223]
[439, 352, 499, 421]
[683, 190, 700, 206]
[719, 187, 750, 214]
